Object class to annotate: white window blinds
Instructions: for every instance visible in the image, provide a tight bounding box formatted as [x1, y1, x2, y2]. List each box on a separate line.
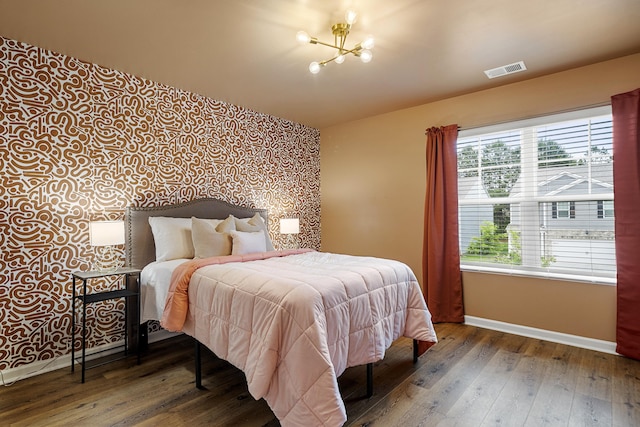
[457, 106, 615, 283]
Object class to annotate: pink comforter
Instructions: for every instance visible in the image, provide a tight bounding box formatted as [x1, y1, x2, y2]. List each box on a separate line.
[161, 250, 437, 426]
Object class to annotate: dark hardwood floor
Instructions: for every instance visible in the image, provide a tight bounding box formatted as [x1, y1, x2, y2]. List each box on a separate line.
[1, 323, 639, 426]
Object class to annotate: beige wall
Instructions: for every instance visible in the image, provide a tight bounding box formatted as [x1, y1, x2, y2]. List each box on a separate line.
[320, 53, 640, 342]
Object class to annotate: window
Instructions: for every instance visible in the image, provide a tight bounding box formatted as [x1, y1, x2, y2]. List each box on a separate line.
[457, 106, 615, 282]
[552, 201, 575, 219]
[597, 200, 614, 219]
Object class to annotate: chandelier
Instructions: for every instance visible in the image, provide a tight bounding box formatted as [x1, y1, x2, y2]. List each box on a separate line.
[296, 10, 375, 74]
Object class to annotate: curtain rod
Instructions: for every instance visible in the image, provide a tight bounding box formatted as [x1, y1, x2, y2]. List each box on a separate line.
[457, 101, 611, 133]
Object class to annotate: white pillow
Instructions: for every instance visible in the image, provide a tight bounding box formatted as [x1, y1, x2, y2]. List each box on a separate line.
[233, 213, 275, 251]
[191, 217, 234, 258]
[230, 230, 267, 255]
[148, 217, 194, 261]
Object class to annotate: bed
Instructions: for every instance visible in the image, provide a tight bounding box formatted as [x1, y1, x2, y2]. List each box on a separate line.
[125, 198, 437, 427]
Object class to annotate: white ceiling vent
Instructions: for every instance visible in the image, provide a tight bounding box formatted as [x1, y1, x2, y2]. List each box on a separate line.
[484, 61, 527, 79]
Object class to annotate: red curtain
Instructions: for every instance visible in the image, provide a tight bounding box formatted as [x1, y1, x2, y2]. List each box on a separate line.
[612, 88, 640, 360]
[423, 125, 464, 323]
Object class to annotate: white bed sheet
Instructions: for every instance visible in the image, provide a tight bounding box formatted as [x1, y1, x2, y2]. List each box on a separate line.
[140, 258, 189, 322]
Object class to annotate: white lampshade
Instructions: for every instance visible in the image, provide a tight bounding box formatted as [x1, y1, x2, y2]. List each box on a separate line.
[280, 218, 300, 235]
[89, 220, 125, 246]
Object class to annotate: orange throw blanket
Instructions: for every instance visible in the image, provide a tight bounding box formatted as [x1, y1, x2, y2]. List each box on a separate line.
[161, 249, 314, 331]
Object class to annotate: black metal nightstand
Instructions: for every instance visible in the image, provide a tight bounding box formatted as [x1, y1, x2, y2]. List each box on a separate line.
[71, 267, 141, 383]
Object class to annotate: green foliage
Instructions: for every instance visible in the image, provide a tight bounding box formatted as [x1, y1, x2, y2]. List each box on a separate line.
[465, 222, 508, 256]
[465, 223, 523, 265]
[464, 223, 558, 268]
[481, 141, 521, 197]
[538, 139, 576, 168]
[541, 255, 557, 267]
[458, 138, 583, 190]
[457, 146, 479, 178]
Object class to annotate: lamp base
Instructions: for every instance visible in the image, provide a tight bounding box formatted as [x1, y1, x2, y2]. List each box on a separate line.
[280, 234, 299, 250]
[92, 246, 123, 273]
[91, 262, 122, 274]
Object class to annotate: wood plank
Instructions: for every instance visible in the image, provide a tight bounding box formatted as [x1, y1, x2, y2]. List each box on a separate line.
[384, 327, 503, 425]
[349, 376, 443, 426]
[481, 338, 557, 426]
[524, 342, 582, 426]
[574, 348, 614, 401]
[444, 332, 529, 425]
[348, 324, 491, 425]
[568, 393, 613, 427]
[339, 323, 474, 423]
[568, 347, 615, 426]
[611, 355, 640, 427]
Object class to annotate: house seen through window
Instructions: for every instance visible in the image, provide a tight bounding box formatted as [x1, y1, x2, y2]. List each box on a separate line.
[457, 106, 615, 282]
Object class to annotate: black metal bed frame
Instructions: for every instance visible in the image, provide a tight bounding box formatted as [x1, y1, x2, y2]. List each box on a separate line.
[194, 338, 420, 398]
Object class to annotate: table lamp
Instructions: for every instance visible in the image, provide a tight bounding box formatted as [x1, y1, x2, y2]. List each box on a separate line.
[89, 220, 125, 272]
[280, 218, 300, 249]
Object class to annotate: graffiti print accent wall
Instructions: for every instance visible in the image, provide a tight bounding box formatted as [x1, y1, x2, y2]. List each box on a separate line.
[0, 36, 320, 371]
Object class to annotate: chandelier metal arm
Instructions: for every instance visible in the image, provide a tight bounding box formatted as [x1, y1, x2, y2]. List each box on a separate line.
[310, 38, 350, 52]
[318, 45, 364, 66]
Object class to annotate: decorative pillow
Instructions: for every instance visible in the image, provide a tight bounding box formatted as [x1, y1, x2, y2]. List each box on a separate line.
[233, 213, 275, 251]
[230, 230, 267, 255]
[191, 217, 234, 258]
[148, 216, 194, 261]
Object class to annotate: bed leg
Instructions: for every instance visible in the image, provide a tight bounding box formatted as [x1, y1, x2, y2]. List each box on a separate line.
[195, 340, 203, 389]
[413, 339, 419, 363]
[139, 321, 149, 352]
[366, 363, 373, 398]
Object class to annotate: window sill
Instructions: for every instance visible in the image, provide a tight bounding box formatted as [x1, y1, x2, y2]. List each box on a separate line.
[460, 264, 616, 286]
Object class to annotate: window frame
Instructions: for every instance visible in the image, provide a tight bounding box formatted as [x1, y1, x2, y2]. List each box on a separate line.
[457, 105, 615, 285]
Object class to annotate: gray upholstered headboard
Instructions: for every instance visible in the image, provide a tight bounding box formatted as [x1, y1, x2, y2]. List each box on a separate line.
[125, 198, 268, 269]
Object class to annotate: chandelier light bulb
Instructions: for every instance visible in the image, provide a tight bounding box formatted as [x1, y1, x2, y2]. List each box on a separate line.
[360, 49, 373, 63]
[345, 10, 357, 25]
[362, 35, 375, 50]
[335, 55, 345, 64]
[296, 30, 311, 44]
[309, 61, 321, 74]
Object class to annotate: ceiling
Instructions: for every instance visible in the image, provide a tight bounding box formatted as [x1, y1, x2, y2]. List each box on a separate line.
[1, 0, 639, 129]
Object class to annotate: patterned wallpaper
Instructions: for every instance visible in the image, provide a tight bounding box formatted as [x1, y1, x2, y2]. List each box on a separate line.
[0, 36, 321, 371]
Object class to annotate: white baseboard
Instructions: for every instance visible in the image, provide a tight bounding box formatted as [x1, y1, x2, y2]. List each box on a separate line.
[464, 315, 618, 355]
[0, 329, 179, 385]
